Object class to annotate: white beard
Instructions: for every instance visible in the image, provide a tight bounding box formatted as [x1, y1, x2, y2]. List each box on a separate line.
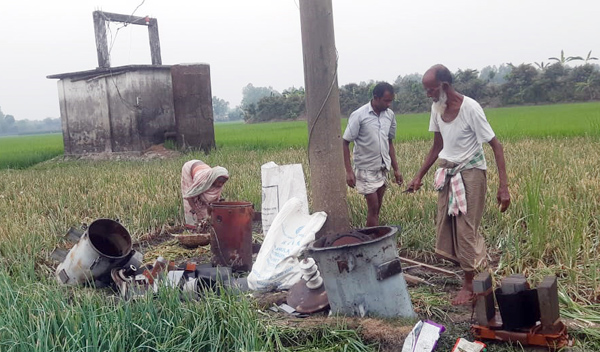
[432, 90, 448, 116]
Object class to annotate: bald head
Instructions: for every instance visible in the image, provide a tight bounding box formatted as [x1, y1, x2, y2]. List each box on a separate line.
[423, 64, 453, 86]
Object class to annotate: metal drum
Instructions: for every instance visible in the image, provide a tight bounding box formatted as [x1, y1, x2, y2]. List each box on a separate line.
[210, 201, 254, 272]
[56, 219, 132, 285]
[307, 226, 416, 318]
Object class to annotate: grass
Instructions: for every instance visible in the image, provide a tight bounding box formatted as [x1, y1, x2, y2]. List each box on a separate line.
[0, 133, 63, 169]
[0, 101, 599, 350]
[213, 101, 600, 149]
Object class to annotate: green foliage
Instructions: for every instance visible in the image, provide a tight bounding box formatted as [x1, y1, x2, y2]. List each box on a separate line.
[549, 49, 584, 64]
[241, 83, 280, 109]
[0, 133, 63, 169]
[0, 106, 61, 136]
[339, 82, 374, 117]
[501, 63, 540, 105]
[212, 96, 230, 121]
[393, 75, 430, 114]
[226, 106, 245, 121]
[454, 68, 489, 103]
[245, 93, 305, 123]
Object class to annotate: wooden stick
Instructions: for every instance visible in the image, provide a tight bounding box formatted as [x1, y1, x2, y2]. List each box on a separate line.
[399, 256, 460, 278]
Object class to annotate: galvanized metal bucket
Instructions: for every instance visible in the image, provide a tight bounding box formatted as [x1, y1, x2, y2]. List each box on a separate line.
[56, 219, 132, 285]
[307, 226, 416, 318]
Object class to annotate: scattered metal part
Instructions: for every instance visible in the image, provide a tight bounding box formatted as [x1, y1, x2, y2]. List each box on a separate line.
[376, 258, 403, 281]
[55, 219, 133, 286]
[123, 250, 143, 270]
[279, 303, 296, 314]
[308, 226, 416, 318]
[50, 248, 69, 263]
[65, 227, 84, 243]
[399, 256, 460, 278]
[471, 273, 572, 349]
[287, 279, 329, 314]
[110, 267, 151, 300]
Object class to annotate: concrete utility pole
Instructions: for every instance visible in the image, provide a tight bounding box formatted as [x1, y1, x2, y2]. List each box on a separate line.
[300, 0, 350, 238]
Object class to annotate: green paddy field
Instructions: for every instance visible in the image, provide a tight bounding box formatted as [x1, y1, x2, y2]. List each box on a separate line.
[0, 102, 598, 351]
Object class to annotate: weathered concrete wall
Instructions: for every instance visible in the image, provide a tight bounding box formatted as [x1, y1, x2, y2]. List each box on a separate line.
[171, 64, 215, 152]
[54, 66, 176, 155]
[106, 70, 175, 152]
[58, 78, 112, 154]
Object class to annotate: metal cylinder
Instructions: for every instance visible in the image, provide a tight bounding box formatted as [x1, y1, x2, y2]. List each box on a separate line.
[307, 226, 416, 318]
[210, 201, 254, 272]
[56, 219, 132, 285]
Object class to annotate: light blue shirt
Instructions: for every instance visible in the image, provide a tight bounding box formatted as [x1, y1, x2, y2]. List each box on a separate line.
[343, 102, 396, 171]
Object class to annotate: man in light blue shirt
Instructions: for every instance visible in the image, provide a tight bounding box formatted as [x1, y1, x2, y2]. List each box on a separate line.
[343, 82, 403, 227]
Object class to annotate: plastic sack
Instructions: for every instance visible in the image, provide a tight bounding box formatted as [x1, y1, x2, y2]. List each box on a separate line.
[261, 162, 309, 234]
[248, 197, 326, 291]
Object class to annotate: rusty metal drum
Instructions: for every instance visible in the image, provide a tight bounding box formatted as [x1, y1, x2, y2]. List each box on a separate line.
[210, 201, 254, 272]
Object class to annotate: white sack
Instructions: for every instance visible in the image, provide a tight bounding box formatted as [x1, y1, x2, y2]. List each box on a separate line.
[261, 162, 309, 234]
[248, 197, 326, 291]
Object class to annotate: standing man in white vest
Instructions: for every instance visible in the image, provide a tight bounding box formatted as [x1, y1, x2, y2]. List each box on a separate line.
[406, 64, 511, 305]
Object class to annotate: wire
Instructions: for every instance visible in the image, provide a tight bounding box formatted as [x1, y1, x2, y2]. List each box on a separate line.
[307, 49, 339, 163]
[97, 0, 148, 112]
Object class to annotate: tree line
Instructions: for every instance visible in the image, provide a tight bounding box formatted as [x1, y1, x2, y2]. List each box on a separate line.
[214, 52, 599, 123]
[0, 107, 61, 136]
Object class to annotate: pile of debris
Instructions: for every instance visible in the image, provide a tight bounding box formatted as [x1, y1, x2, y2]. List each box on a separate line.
[51, 218, 246, 301]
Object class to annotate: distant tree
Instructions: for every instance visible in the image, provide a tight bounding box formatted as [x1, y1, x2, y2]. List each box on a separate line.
[538, 63, 572, 102]
[5, 115, 15, 125]
[212, 96, 230, 121]
[251, 94, 305, 123]
[243, 103, 257, 122]
[228, 107, 245, 121]
[480, 65, 511, 85]
[572, 64, 600, 100]
[534, 61, 551, 71]
[393, 74, 429, 113]
[501, 63, 539, 105]
[282, 86, 305, 98]
[583, 50, 598, 63]
[339, 81, 376, 116]
[454, 68, 488, 102]
[241, 84, 280, 109]
[241, 84, 281, 121]
[549, 49, 583, 64]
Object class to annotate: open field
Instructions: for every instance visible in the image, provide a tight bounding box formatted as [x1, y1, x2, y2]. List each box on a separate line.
[1, 102, 599, 351]
[213, 102, 600, 149]
[0, 133, 63, 169]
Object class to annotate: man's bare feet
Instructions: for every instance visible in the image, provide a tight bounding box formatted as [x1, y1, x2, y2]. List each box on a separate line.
[452, 270, 475, 305]
[451, 287, 474, 305]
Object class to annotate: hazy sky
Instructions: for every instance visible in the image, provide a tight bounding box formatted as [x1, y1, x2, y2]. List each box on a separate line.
[1, 0, 599, 120]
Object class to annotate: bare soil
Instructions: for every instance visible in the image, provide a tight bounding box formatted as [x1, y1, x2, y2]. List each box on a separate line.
[60, 144, 180, 162]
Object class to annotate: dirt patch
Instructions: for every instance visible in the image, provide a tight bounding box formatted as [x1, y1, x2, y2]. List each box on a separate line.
[60, 144, 180, 162]
[359, 318, 414, 351]
[254, 291, 289, 309]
